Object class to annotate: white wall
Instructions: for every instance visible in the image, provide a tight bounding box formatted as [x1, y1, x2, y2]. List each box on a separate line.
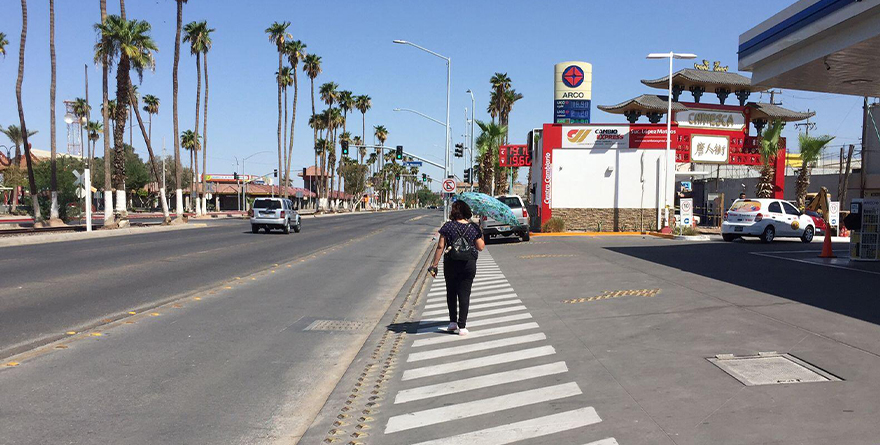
[552, 148, 663, 209]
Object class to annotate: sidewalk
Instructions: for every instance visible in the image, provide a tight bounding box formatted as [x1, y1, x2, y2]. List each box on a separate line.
[304, 235, 880, 444]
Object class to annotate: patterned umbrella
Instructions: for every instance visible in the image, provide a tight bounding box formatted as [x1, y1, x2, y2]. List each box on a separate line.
[454, 192, 519, 226]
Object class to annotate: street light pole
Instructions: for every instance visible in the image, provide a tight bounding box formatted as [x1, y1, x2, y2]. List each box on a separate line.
[467, 90, 475, 192]
[647, 51, 696, 231]
[393, 39, 451, 220]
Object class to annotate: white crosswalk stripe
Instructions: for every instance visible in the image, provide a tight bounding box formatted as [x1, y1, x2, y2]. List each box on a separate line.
[386, 252, 609, 444]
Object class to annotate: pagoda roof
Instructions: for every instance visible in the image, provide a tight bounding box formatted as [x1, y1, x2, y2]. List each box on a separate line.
[597, 94, 688, 115]
[641, 68, 763, 91]
[747, 102, 816, 122]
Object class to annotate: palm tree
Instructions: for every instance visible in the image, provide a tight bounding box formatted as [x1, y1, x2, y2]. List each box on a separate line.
[319, 82, 339, 204]
[303, 53, 321, 206]
[181, 129, 199, 209]
[73, 97, 91, 154]
[374, 125, 388, 205]
[795, 134, 835, 208]
[172, 0, 188, 220]
[87, 121, 103, 164]
[756, 120, 785, 198]
[16, 0, 40, 221]
[266, 21, 290, 201]
[199, 22, 214, 215]
[142, 94, 159, 143]
[355, 94, 371, 160]
[183, 20, 208, 215]
[128, 83, 138, 148]
[476, 120, 506, 194]
[128, 83, 169, 221]
[337, 91, 353, 200]
[48, 0, 61, 223]
[94, 15, 158, 219]
[0, 32, 8, 57]
[284, 39, 306, 199]
[276, 65, 293, 192]
[99, 0, 115, 224]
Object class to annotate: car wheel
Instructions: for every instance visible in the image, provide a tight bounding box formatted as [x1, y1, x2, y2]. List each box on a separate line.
[293, 221, 301, 233]
[801, 225, 814, 243]
[251, 225, 259, 234]
[520, 231, 530, 242]
[283, 220, 291, 234]
[722, 233, 737, 242]
[760, 226, 775, 243]
[263, 226, 271, 233]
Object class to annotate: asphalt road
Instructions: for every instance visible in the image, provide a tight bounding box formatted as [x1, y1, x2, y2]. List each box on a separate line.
[0, 210, 442, 444]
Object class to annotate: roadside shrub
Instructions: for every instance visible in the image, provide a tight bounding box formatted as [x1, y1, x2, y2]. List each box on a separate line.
[679, 226, 699, 236]
[542, 217, 565, 233]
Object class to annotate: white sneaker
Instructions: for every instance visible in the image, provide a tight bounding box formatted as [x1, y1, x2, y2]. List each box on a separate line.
[446, 322, 458, 332]
[456, 328, 469, 336]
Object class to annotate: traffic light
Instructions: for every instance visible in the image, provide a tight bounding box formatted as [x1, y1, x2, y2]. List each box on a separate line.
[341, 140, 349, 156]
[454, 143, 464, 158]
[395, 145, 403, 160]
[273, 169, 278, 177]
[422, 173, 427, 183]
[234, 172, 239, 181]
[463, 168, 470, 183]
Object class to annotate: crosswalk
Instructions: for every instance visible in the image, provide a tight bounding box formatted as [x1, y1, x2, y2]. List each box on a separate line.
[381, 251, 619, 444]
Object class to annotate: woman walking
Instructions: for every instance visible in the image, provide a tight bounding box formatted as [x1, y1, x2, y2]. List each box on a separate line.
[428, 200, 485, 336]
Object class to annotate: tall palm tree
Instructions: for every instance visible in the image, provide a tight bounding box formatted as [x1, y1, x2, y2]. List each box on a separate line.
[1, 125, 36, 211]
[99, 0, 115, 224]
[128, 83, 138, 148]
[756, 120, 785, 198]
[87, 121, 103, 164]
[355, 94, 371, 161]
[303, 53, 322, 205]
[48, 0, 60, 223]
[319, 82, 339, 204]
[94, 15, 158, 219]
[172, 0, 188, 219]
[128, 83, 169, 221]
[374, 125, 388, 205]
[142, 94, 159, 144]
[284, 39, 306, 199]
[276, 65, 293, 192]
[181, 129, 199, 209]
[73, 98, 91, 155]
[0, 32, 8, 57]
[16, 0, 40, 221]
[183, 20, 208, 215]
[476, 120, 506, 194]
[266, 21, 290, 200]
[795, 134, 835, 208]
[199, 23, 214, 214]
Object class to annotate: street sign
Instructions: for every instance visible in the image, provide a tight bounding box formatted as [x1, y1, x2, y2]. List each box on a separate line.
[73, 170, 84, 186]
[402, 161, 423, 167]
[205, 193, 213, 200]
[680, 198, 693, 226]
[441, 178, 456, 193]
[75, 186, 86, 199]
[681, 181, 692, 192]
[295, 190, 303, 199]
[829, 201, 840, 228]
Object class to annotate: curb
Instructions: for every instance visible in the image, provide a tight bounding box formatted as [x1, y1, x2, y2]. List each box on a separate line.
[673, 234, 712, 241]
[0, 223, 208, 248]
[532, 231, 658, 237]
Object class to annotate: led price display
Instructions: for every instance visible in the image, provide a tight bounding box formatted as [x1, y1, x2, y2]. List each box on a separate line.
[499, 144, 531, 167]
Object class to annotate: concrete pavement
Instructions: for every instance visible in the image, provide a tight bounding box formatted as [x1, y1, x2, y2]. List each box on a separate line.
[304, 235, 880, 444]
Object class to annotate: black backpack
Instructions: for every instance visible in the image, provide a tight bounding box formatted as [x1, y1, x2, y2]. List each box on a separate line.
[446, 222, 476, 261]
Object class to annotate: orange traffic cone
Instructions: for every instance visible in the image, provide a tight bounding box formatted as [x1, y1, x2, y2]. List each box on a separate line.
[819, 228, 836, 258]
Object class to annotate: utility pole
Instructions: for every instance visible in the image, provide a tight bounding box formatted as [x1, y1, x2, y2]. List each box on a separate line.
[162, 137, 167, 210]
[768, 89, 782, 105]
[794, 109, 815, 136]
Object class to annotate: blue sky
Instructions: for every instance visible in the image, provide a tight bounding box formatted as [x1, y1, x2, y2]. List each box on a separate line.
[0, 0, 867, 191]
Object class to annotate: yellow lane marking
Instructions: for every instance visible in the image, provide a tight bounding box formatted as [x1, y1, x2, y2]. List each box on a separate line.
[562, 288, 661, 304]
[65, 331, 76, 335]
[225, 286, 233, 289]
[150, 312, 160, 316]
[194, 297, 202, 300]
[128, 311, 137, 315]
[89, 332, 103, 337]
[5, 362, 20, 367]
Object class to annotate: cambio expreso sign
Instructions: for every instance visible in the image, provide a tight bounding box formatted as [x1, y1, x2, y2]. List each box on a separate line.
[562, 126, 629, 149]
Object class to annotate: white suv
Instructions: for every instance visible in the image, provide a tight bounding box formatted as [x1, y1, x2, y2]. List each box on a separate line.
[480, 195, 530, 242]
[722, 198, 815, 243]
[250, 198, 301, 234]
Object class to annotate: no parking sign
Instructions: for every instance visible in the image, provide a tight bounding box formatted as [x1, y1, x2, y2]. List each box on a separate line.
[829, 201, 840, 227]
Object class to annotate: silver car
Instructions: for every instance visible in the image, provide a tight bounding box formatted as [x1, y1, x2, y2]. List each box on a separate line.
[250, 198, 301, 234]
[480, 195, 530, 242]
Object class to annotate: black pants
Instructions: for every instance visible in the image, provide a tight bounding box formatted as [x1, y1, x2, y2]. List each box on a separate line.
[444, 258, 476, 328]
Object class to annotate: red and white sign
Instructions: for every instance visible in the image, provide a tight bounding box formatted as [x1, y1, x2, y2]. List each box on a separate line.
[562, 125, 629, 149]
[441, 178, 456, 193]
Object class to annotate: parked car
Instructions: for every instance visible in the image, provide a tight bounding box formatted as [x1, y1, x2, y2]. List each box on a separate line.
[803, 209, 827, 234]
[480, 195, 530, 242]
[722, 198, 816, 243]
[250, 197, 301, 234]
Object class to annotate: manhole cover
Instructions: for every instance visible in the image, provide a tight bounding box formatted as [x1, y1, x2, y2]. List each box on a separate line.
[303, 320, 368, 332]
[708, 352, 842, 386]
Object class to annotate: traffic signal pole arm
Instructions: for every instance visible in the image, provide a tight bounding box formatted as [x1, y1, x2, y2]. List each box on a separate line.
[352, 145, 446, 171]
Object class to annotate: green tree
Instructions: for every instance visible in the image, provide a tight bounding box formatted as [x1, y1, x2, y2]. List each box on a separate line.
[756, 120, 785, 198]
[795, 133, 835, 208]
[355, 95, 371, 164]
[16, 0, 41, 221]
[276, 65, 293, 189]
[99, 0, 114, 224]
[181, 129, 200, 209]
[303, 53, 322, 204]
[0, 32, 9, 57]
[199, 23, 214, 214]
[1, 125, 37, 164]
[476, 120, 506, 194]
[142, 94, 159, 143]
[172, 0, 188, 219]
[183, 20, 211, 215]
[94, 15, 158, 218]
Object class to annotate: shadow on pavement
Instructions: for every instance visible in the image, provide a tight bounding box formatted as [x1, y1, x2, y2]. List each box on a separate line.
[606, 241, 880, 326]
[387, 321, 448, 334]
[486, 237, 521, 245]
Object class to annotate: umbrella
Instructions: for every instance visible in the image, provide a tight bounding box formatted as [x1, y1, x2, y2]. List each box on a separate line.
[454, 192, 519, 226]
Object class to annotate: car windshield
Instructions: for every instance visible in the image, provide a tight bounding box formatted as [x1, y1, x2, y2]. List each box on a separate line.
[496, 197, 522, 208]
[729, 200, 761, 212]
[253, 199, 281, 209]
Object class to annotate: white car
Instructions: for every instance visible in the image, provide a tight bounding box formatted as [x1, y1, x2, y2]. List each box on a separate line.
[250, 197, 301, 234]
[722, 198, 816, 243]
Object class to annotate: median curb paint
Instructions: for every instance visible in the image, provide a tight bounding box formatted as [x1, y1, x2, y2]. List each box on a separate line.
[0, 223, 208, 248]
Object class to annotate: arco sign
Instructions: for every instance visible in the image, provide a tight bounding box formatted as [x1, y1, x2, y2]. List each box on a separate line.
[554, 61, 592, 124]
